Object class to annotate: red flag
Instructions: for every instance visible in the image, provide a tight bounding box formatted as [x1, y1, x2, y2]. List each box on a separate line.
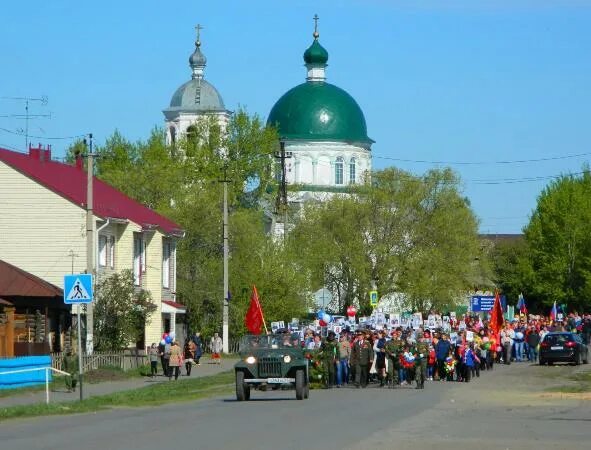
[245, 285, 264, 335]
[489, 291, 504, 336]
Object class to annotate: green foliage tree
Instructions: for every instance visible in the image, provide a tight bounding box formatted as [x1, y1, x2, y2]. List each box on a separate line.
[94, 270, 156, 350]
[68, 110, 310, 340]
[289, 167, 487, 314]
[524, 170, 591, 312]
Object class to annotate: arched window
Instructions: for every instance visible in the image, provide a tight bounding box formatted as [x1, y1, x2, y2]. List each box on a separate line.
[349, 157, 356, 184]
[186, 124, 197, 141]
[335, 157, 344, 185]
[169, 127, 176, 146]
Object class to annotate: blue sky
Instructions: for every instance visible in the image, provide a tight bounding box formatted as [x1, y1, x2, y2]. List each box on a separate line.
[1, 0, 590, 234]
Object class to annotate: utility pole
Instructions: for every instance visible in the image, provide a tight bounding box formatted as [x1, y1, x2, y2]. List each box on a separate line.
[220, 167, 230, 353]
[84, 133, 95, 355]
[275, 141, 292, 240]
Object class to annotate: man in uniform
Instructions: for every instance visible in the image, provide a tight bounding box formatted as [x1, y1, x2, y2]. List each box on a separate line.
[351, 329, 373, 388]
[320, 331, 338, 388]
[63, 348, 78, 392]
[384, 328, 403, 388]
[414, 335, 429, 389]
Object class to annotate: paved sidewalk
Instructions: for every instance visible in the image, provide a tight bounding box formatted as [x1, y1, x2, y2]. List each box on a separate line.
[0, 357, 236, 408]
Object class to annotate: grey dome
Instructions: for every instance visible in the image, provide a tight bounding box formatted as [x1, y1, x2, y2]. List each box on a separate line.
[165, 79, 226, 112]
[189, 47, 207, 67]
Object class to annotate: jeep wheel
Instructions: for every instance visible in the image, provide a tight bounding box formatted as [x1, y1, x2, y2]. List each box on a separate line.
[236, 371, 247, 401]
[303, 382, 309, 399]
[295, 369, 305, 400]
[539, 358, 545, 366]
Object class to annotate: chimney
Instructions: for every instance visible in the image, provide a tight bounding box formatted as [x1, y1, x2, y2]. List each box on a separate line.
[29, 143, 51, 162]
[75, 151, 83, 170]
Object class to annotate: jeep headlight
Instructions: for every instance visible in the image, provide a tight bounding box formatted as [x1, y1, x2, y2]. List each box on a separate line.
[245, 356, 256, 364]
[283, 355, 292, 363]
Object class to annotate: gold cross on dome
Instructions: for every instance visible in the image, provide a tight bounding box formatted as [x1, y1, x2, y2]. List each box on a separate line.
[195, 24, 204, 46]
[313, 14, 319, 38]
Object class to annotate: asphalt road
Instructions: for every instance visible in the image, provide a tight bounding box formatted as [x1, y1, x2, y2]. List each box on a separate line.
[1, 362, 589, 450]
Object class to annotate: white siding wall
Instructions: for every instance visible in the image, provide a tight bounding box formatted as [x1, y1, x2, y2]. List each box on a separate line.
[0, 161, 88, 288]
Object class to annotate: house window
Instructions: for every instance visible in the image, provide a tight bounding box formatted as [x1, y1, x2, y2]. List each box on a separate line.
[133, 233, 144, 286]
[349, 158, 356, 184]
[162, 239, 170, 289]
[109, 236, 115, 269]
[335, 157, 344, 185]
[98, 235, 107, 267]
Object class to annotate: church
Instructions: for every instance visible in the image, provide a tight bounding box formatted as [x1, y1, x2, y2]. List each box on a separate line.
[163, 18, 373, 210]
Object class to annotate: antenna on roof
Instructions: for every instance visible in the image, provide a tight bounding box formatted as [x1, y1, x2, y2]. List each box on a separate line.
[0, 96, 50, 150]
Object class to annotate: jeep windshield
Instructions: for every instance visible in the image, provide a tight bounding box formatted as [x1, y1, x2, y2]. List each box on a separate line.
[239, 334, 298, 351]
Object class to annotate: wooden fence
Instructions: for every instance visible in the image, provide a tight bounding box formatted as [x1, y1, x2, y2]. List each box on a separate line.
[51, 350, 149, 373]
[51, 340, 240, 373]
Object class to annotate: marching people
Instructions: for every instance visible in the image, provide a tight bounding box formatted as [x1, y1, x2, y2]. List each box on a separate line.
[184, 340, 196, 376]
[336, 333, 351, 386]
[500, 323, 514, 364]
[375, 331, 387, 387]
[192, 332, 203, 365]
[385, 329, 403, 387]
[320, 331, 338, 388]
[168, 340, 183, 380]
[414, 335, 429, 389]
[351, 330, 373, 388]
[149, 343, 159, 377]
[211, 332, 223, 364]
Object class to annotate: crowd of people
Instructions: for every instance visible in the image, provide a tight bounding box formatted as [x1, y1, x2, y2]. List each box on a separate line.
[302, 312, 591, 389]
[148, 332, 223, 381]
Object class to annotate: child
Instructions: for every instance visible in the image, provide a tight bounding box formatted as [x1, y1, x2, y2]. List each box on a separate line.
[444, 350, 456, 381]
[427, 344, 436, 381]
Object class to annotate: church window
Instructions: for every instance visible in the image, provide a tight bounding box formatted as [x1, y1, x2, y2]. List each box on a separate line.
[349, 158, 356, 184]
[169, 127, 176, 146]
[335, 157, 344, 185]
[186, 125, 197, 141]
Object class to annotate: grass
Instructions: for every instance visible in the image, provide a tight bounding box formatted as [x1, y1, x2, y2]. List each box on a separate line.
[0, 370, 234, 422]
[545, 368, 591, 393]
[0, 365, 151, 399]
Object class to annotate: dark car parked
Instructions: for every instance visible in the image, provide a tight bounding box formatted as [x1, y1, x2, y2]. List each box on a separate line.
[539, 332, 589, 365]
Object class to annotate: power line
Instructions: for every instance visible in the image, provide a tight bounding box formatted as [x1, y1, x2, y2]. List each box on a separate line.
[0, 127, 87, 140]
[373, 151, 591, 166]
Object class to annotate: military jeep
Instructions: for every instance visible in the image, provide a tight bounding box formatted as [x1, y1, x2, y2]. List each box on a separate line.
[234, 334, 309, 401]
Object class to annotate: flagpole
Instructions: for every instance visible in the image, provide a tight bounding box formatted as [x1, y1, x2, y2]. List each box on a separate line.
[255, 292, 269, 335]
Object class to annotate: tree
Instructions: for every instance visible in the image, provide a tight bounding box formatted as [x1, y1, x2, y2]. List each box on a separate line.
[289, 167, 487, 314]
[94, 270, 156, 350]
[524, 169, 591, 312]
[72, 110, 311, 339]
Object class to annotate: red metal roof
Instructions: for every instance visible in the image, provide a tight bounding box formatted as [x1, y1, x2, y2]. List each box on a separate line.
[162, 300, 186, 309]
[0, 260, 63, 297]
[0, 147, 184, 236]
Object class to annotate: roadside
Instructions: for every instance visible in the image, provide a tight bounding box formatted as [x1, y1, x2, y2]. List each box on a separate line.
[346, 361, 591, 450]
[0, 357, 236, 409]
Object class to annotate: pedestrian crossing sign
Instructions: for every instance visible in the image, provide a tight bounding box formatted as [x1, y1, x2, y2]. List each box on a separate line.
[64, 274, 93, 304]
[369, 290, 378, 307]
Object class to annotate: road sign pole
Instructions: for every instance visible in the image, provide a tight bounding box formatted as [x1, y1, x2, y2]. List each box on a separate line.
[77, 303, 83, 401]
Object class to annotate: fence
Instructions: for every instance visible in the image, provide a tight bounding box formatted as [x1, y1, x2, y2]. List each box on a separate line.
[51, 341, 241, 374]
[51, 350, 149, 373]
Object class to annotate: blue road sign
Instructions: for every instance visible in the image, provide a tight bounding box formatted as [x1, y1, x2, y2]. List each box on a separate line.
[64, 274, 93, 304]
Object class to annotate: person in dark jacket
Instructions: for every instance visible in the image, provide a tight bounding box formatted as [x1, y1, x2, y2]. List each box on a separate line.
[526, 326, 541, 362]
[435, 334, 451, 381]
[351, 330, 373, 388]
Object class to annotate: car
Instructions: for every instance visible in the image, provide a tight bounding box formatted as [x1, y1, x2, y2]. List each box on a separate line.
[234, 334, 309, 401]
[539, 332, 589, 365]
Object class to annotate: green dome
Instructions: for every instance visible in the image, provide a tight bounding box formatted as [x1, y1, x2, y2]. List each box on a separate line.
[267, 82, 372, 144]
[303, 40, 328, 65]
